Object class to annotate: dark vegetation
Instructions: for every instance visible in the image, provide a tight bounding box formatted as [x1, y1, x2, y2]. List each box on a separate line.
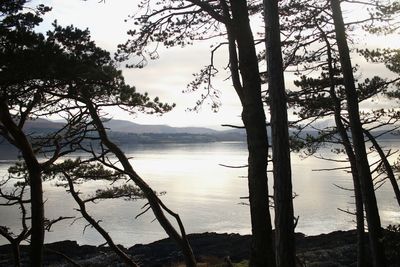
[0, 0, 399, 266]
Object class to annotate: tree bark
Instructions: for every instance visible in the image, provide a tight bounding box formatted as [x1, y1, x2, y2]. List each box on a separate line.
[0, 101, 44, 267]
[263, 0, 296, 266]
[228, 1, 276, 266]
[330, 1, 386, 266]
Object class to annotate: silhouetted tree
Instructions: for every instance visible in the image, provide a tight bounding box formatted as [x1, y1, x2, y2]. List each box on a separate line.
[0, 166, 31, 267]
[263, 0, 295, 266]
[0, 2, 53, 264]
[330, 0, 386, 265]
[359, 48, 400, 207]
[43, 23, 196, 266]
[1, 2, 196, 265]
[46, 159, 145, 267]
[118, 2, 277, 265]
[0, 163, 75, 267]
[278, 1, 400, 265]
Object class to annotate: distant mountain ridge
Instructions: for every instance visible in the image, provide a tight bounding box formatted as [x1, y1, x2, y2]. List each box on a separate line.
[21, 118, 400, 140]
[1, 118, 245, 159]
[23, 118, 242, 136]
[103, 119, 222, 134]
[23, 118, 65, 131]
[19, 118, 308, 142]
[2, 118, 398, 159]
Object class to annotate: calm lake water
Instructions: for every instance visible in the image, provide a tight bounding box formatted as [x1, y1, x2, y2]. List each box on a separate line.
[0, 141, 399, 246]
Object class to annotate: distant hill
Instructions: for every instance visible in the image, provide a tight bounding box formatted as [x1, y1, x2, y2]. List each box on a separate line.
[15, 118, 400, 140]
[23, 118, 64, 132]
[2, 118, 246, 146]
[103, 119, 221, 135]
[2, 118, 399, 159]
[11, 118, 400, 141]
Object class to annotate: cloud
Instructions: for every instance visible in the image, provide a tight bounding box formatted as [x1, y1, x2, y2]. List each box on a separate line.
[33, 0, 243, 127]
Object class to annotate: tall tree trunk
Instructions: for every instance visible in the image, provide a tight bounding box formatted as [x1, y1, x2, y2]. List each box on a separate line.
[0, 101, 44, 267]
[330, 1, 386, 266]
[229, 1, 276, 266]
[318, 26, 366, 267]
[335, 103, 366, 267]
[263, 1, 296, 266]
[335, 103, 367, 267]
[85, 100, 197, 267]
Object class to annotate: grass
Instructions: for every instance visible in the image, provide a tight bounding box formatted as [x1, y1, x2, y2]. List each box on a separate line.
[233, 261, 249, 267]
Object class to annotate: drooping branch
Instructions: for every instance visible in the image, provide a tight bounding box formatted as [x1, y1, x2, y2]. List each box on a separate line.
[63, 171, 139, 267]
[80, 96, 197, 267]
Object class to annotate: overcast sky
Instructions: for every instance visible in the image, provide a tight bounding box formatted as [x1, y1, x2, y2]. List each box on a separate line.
[33, 0, 244, 129]
[34, 0, 399, 129]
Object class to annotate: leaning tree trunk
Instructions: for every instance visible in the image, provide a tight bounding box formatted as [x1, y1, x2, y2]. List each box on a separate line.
[319, 27, 366, 267]
[85, 100, 197, 267]
[229, 1, 276, 266]
[330, 1, 387, 266]
[363, 129, 400, 207]
[65, 174, 139, 267]
[263, 0, 296, 266]
[0, 101, 44, 267]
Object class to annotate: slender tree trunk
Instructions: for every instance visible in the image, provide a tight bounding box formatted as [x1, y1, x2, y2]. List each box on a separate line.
[330, 113, 366, 267]
[263, 1, 296, 266]
[334, 104, 366, 267]
[242, 106, 276, 267]
[0, 101, 44, 267]
[85, 100, 196, 267]
[319, 27, 366, 267]
[26, 163, 44, 266]
[363, 129, 400, 207]
[228, 1, 275, 266]
[335, 111, 366, 267]
[330, 1, 386, 266]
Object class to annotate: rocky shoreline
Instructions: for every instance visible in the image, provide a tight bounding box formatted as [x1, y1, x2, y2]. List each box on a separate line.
[0, 229, 399, 266]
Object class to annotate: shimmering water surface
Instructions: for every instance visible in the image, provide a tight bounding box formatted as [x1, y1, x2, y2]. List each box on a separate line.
[0, 141, 399, 246]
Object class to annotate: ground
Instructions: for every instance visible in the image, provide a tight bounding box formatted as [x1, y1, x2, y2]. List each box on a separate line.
[0, 229, 399, 266]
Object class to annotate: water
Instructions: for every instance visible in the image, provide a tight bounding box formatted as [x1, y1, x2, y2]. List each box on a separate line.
[0, 141, 399, 246]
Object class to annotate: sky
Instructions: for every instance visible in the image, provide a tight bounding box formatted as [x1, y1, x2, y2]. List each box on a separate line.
[33, 0, 399, 129]
[34, 0, 244, 129]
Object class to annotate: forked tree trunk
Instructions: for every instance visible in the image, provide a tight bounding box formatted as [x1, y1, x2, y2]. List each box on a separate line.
[319, 27, 366, 267]
[0, 101, 44, 267]
[85, 100, 197, 267]
[263, 0, 296, 266]
[330, 1, 387, 266]
[228, 1, 276, 266]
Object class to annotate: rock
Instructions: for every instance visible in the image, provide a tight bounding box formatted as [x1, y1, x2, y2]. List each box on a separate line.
[0, 229, 398, 266]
